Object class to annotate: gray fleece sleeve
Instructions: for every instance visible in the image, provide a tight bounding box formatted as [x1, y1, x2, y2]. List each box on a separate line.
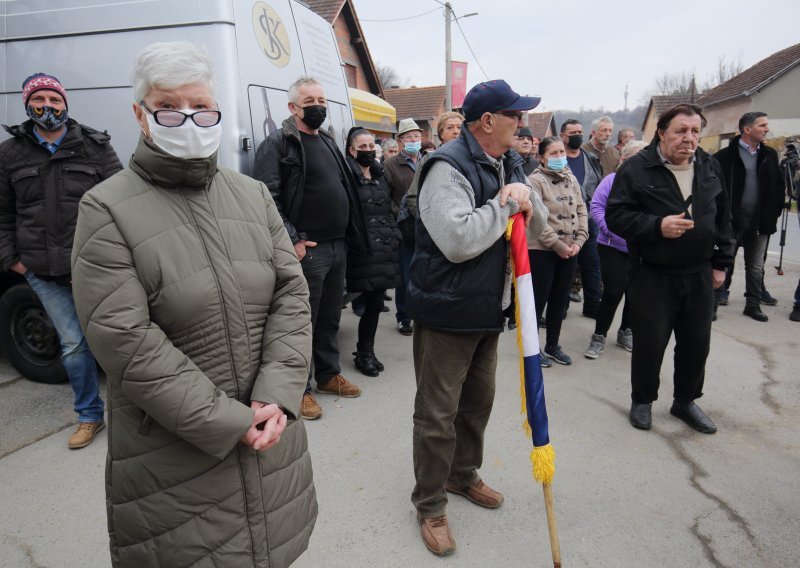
[419, 160, 522, 263]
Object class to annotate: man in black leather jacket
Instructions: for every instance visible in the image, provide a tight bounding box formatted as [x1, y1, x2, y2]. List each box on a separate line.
[607, 103, 733, 435]
[252, 76, 367, 421]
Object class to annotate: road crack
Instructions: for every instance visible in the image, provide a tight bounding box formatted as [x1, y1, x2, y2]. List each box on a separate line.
[0, 421, 74, 460]
[591, 395, 765, 567]
[713, 329, 780, 415]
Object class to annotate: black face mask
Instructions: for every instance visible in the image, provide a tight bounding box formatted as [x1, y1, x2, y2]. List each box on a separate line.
[354, 150, 376, 167]
[566, 134, 583, 150]
[299, 105, 327, 130]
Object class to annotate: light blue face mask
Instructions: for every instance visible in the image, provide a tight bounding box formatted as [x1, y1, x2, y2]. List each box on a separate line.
[547, 156, 568, 171]
[403, 141, 422, 154]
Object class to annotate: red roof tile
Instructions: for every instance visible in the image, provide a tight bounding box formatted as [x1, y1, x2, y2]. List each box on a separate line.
[384, 86, 447, 121]
[698, 43, 800, 107]
[651, 93, 696, 115]
[526, 112, 555, 139]
[302, 0, 345, 23]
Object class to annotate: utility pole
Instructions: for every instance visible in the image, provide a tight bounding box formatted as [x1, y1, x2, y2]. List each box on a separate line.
[443, 3, 477, 111]
[444, 2, 453, 111]
[624, 82, 629, 112]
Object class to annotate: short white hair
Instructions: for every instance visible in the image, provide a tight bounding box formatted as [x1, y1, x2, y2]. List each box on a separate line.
[592, 115, 614, 131]
[621, 140, 647, 160]
[288, 76, 322, 104]
[130, 42, 215, 102]
[381, 139, 399, 151]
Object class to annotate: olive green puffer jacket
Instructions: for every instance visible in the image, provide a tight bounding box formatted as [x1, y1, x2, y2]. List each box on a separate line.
[71, 138, 316, 568]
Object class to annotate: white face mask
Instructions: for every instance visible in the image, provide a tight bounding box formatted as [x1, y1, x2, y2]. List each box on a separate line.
[145, 112, 222, 159]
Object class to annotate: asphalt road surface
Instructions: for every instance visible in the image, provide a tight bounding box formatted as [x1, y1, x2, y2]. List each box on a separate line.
[1, 237, 799, 567]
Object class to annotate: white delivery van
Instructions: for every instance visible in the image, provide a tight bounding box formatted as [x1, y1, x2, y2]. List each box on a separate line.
[0, 0, 354, 382]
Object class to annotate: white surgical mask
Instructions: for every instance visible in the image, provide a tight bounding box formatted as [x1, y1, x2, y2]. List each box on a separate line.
[146, 113, 222, 159]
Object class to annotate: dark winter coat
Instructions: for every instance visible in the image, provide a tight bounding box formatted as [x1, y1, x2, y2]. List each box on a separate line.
[408, 127, 528, 333]
[383, 151, 418, 216]
[71, 138, 316, 568]
[606, 136, 734, 273]
[0, 119, 122, 276]
[345, 157, 402, 292]
[712, 135, 784, 237]
[251, 117, 367, 253]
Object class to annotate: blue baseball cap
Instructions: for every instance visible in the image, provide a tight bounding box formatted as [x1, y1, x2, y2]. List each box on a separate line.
[461, 80, 540, 122]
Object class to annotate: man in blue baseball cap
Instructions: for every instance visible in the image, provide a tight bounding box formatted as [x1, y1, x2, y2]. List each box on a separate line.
[407, 80, 547, 557]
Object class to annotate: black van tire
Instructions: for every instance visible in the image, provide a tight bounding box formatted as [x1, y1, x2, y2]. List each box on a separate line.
[0, 283, 67, 384]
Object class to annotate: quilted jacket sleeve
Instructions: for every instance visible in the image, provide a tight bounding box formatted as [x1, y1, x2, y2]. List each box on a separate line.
[250, 185, 311, 420]
[71, 191, 254, 461]
[0, 156, 19, 271]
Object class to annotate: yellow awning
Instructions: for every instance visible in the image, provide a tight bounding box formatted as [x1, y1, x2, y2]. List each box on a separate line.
[349, 87, 396, 134]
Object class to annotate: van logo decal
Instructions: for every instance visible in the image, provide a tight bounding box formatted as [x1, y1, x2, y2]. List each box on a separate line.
[252, 1, 291, 68]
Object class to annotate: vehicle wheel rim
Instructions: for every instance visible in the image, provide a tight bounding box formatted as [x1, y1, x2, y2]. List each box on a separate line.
[13, 305, 60, 365]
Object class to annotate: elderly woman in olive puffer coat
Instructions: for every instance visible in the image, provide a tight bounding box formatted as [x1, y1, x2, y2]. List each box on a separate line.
[70, 42, 316, 568]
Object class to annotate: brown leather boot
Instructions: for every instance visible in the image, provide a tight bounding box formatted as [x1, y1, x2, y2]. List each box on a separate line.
[301, 393, 322, 420]
[418, 513, 456, 556]
[68, 421, 105, 449]
[316, 374, 361, 398]
[444, 479, 504, 508]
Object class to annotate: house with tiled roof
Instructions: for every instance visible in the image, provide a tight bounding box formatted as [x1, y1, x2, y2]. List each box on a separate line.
[525, 111, 556, 140]
[641, 93, 698, 141]
[697, 43, 800, 151]
[384, 85, 448, 143]
[301, 0, 398, 136]
[302, 0, 382, 96]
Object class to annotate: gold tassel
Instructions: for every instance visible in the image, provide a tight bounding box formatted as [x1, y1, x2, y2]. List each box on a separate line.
[531, 444, 556, 484]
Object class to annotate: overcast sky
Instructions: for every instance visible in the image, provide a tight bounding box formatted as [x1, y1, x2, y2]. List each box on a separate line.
[352, 0, 800, 111]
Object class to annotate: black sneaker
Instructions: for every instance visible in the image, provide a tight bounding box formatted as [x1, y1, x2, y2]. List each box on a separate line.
[790, 308, 800, 322]
[544, 345, 572, 365]
[760, 289, 778, 306]
[398, 320, 413, 336]
[539, 352, 552, 368]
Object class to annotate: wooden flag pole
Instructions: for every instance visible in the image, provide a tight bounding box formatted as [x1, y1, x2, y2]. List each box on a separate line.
[543, 482, 562, 568]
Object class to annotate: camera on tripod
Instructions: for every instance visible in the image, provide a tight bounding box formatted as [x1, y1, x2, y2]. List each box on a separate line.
[781, 141, 799, 200]
[775, 139, 799, 274]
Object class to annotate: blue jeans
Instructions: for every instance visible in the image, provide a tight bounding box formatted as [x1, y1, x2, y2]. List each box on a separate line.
[24, 272, 104, 422]
[395, 243, 413, 324]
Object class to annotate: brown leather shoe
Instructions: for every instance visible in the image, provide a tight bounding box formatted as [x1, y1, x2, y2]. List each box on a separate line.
[316, 374, 361, 398]
[445, 479, 504, 509]
[301, 393, 323, 420]
[68, 421, 105, 449]
[418, 513, 456, 556]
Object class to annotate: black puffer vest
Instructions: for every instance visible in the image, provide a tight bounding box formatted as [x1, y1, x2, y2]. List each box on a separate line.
[407, 128, 526, 333]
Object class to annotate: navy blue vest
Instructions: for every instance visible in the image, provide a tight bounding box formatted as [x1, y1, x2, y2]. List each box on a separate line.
[407, 129, 526, 332]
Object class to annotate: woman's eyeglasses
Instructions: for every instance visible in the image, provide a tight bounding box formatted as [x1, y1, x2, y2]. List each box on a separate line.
[141, 103, 221, 127]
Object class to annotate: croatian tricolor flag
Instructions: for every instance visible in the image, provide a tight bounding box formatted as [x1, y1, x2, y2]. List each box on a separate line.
[507, 213, 556, 484]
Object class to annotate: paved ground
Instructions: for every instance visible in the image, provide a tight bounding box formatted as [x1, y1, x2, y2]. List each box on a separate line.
[1, 239, 798, 567]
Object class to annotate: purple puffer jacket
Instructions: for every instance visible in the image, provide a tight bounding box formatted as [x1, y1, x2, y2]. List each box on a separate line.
[590, 173, 628, 253]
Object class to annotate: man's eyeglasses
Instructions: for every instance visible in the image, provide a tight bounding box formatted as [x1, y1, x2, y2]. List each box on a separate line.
[495, 110, 523, 121]
[141, 102, 221, 128]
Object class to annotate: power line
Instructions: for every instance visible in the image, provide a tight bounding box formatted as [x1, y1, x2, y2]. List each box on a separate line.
[454, 14, 489, 80]
[361, 7, 440, 22]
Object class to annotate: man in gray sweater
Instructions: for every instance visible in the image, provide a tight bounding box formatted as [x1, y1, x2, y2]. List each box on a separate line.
[407, 80, 547, 557]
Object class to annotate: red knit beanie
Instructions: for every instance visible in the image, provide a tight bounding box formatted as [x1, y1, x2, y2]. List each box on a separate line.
[22, 73, 68, 109]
